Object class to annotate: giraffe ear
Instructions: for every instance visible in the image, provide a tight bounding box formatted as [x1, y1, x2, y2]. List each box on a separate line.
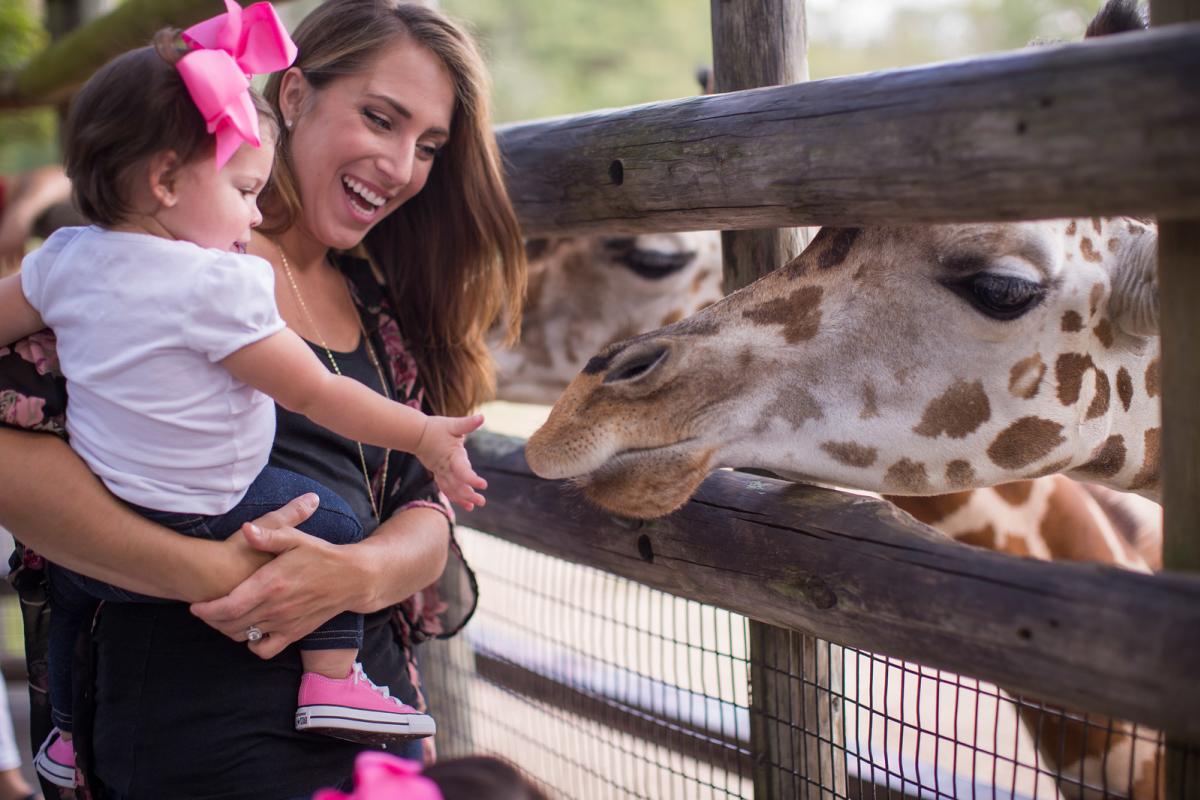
[1107, 228, 1158, 338]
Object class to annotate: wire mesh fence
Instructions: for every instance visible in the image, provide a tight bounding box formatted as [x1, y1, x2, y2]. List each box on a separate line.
[423, 527, 1198, 800]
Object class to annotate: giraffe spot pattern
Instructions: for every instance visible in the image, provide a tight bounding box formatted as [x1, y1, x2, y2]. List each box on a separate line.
[1077, 434, 1126, 477]
[1065, 220, 1077, 236]
[1107, 237, 1120, 253]
[1032, 457, 1074, 478]
[956, 524, 998, 550]
[1080, 238, 1102, 263]
[860, 382, 879, 420]
[913, 379, 991, 439]
[1061, 311, 1083, 332]
[820, 441, 877, 468]
[1040, 478, 1121, 562]
[993, 481, 1035, 506]
[692, 270, 713, 293]
[1086, 370, 1110, 420]
[889, 493, 972, 525]
[660, 309, 685, 327]
[1089, 284, 1104, 317]
[1145, 358, 1160, 398]
[988, 417, 1066, 470]
[883, 458, 929, 493]
[945, 460, 977, 488]
[1055, 353, 1094, 406]
[814, 227, 861, 270]
[1008, 354, 1046, 400]
[1116, 367, 1134, 411]
[742, 286, 823, 344]
[1091, 217, 1103, 235]
[1094, 319, 1114, 348]
[1130, 427, 1160, 490]
[757, 387, 824, 432]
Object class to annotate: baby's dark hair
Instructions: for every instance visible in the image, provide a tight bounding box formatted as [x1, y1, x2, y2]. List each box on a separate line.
[422, 755, 548, 800]
[63, 28, 278, 226]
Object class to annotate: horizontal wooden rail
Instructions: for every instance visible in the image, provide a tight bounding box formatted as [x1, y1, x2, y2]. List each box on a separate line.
[474, 652, 754, 777]
[461, 432, 1200, 738]
[498, 24, 1200, 236]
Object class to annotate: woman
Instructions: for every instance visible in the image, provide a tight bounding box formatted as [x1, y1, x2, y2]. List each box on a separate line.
[0, 1, 524, 797]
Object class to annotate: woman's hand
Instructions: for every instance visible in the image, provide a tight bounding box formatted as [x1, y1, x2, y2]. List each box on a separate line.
[190, 520, 374, 658]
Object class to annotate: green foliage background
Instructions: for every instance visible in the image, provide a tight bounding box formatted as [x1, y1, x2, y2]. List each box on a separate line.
[3, 0, 1113, 170]
[0, 0, 55, 173]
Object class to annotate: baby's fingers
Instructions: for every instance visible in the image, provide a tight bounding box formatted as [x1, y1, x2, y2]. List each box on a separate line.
[450, 451, 487, 490]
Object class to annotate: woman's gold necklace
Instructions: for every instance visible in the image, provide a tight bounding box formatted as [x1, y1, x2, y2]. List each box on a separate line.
[277, 245, 390, 520]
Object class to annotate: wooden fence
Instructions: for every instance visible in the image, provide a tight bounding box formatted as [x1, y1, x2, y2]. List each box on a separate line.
[3, 0, 1199, 794]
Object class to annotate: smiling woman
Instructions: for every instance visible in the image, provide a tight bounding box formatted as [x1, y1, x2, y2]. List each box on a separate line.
[0, 1, 526, 798]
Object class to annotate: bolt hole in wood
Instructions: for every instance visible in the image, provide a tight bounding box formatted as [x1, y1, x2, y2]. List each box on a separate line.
[1018, 627, 1033, 640]
[609, 159, 624, 186]
[637, 534, 654, 562]
[1016, 119, 1028, 134]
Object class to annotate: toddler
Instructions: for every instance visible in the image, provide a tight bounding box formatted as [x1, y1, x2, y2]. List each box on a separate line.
[0, 1, 486, 788]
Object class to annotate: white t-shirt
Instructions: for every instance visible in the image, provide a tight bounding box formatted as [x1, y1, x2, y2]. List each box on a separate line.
[21, 226, 286, 514]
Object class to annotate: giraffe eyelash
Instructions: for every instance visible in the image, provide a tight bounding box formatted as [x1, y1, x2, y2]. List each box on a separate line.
[943, 273, 1047, 321]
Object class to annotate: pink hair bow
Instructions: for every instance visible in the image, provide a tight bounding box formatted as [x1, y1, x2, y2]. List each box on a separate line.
[314, 753, 442, 800]
[175, 0, 297, 168]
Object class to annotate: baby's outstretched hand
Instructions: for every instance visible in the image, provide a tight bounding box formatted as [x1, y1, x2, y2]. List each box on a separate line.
[416, 413, 487, 511]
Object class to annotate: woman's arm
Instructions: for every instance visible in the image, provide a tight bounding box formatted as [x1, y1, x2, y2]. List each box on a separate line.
[0, 166, 72, 273]
[190, 505, 451, 658]
[0, 275, 44, 346]
[0, 427, 316, 602]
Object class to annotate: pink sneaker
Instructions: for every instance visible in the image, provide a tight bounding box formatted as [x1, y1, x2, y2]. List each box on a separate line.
[296, 662, 436, 745]
[34, 727, 76, 788]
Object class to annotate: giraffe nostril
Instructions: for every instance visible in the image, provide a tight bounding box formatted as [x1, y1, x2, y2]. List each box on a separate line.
[604, 345, 669, 385]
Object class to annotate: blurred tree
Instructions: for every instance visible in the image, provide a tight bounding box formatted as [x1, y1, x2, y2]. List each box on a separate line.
[442, 0, 713, 122]
[0, 0, 55, 172]
[443, 0, 1113, 120]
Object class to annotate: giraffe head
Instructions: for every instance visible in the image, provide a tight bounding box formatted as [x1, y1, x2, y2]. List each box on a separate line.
[526, 219, 1161, 518]
[492, 232, 723, 403]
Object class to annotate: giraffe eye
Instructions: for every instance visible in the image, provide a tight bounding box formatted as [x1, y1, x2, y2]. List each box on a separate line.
[965, 273, 1046, 320]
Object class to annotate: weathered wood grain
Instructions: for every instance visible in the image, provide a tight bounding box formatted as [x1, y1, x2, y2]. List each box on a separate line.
[461, 432, 1200, 739]
[711, 5, 839, 798]
[497, 25, 1200, 236]
[1155, 4, 1200, 799]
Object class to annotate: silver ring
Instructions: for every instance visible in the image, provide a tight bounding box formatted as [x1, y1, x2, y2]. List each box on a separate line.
[246, 625, 264, 642]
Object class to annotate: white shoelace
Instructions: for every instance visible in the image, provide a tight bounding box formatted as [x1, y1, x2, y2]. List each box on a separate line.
[352, 662, 406, 708]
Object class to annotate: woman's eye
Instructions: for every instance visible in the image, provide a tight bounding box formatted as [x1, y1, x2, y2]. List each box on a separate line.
[363, 109, 391, 131]
[963, 273, 1046, 320]
[417, 143, 440, 159]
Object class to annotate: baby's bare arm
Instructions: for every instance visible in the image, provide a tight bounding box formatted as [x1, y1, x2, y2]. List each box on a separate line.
[222, 327, 429, 453]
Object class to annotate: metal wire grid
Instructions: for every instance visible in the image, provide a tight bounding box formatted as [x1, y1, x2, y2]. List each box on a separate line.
[422, 528, 1193, 800]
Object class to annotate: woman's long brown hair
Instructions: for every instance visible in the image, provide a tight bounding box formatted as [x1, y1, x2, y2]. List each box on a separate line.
[261, 0, 525, 416]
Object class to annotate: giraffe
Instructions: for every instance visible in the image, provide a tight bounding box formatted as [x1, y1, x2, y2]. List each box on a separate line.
[492, 232, 724, 404]
[525, 215, 1161, 512]
[506, 219, 1163, 800]
[522, 214, 1163, 798]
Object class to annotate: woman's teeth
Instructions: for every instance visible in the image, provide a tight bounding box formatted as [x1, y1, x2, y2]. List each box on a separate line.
[342, 176, 386, 210]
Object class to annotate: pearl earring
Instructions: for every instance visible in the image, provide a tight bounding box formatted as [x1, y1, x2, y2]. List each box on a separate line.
[285, 119, 293, 129]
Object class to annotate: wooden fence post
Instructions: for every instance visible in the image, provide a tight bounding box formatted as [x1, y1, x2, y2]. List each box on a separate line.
[1150, 2, 1200, 797]
[711, 2, 844, 798]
